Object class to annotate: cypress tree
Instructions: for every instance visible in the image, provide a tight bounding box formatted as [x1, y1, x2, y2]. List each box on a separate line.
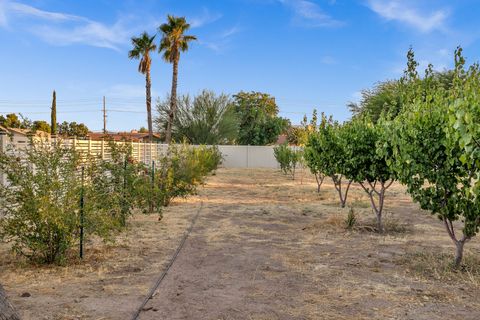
[51, 90, 57, 136]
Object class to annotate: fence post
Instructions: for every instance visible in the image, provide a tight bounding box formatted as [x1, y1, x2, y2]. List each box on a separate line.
[137, 141, 141, 163]
[88, 138, 92, 156]
[121, 158, 128, 227]
[0, 133, 6, 186]
[150, 160, 155, 213]
[101, 139, 105, 160]
[143, 142, 146, 164]
[79, 166, 85, 259]
[73, 136, 77, 151]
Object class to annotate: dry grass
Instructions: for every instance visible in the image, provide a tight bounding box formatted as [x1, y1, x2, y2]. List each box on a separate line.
[399, 250, 480, 287]
[1, 168, 479, 320]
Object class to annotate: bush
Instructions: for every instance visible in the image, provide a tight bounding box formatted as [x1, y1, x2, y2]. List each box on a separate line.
[0, 140, 118, 264]
[140, 143, 222, 217]
[273, 143, 302, 179]
[89, 141, 143, 227]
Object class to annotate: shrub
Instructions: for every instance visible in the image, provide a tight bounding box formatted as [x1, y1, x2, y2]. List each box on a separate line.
[142, 143, 222, 218]
[345, 208, 357, 230]
[0, 140, 118, 264]
[273, 143, 302, 179]
[89, 141, 142, 227]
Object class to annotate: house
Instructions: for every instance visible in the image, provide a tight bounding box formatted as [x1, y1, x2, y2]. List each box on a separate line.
[0, 125, 49, 144]
[275, 134, 288, 145]
[87, 130, 163, 143]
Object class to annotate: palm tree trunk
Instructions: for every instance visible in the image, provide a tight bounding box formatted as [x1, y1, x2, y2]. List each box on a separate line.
[145, 70, 153, 143]
[165, 58, 179, 144]
[0, 284, 20, 320]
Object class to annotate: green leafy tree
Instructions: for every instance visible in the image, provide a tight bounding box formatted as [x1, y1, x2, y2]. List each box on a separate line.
[129, 32, 157, 142]
[0, 113, 22, 128]
[305, 114, 351, 206]
[31, 120, 51, 133]
[287, 109, 319, 146]
[51, 90, 57, 136]
[338, 119, 394, 232]
[233, 91, 290, 145]
[58, 121, 89, 137]
[158, 15, 197, 144]
[348, 80, 404, 123]
[380, 47, 480, 266]
[156, 90, 239, 144]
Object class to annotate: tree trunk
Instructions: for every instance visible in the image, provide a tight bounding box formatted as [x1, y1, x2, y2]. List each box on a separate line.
[145, 70, 153, 143]
[315, 173, 325, 193]
[376, 212, 383, 233]
[0, 285, 20, 320]
[332, 175, 352, 208]
[165, 58, 179, 144]
[455, 241, 464, 268]
[443, 218, 470, 268]
[359, 180, 393, 233]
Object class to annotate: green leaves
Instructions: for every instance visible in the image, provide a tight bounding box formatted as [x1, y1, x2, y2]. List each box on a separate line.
[233, 91, 290, 146]
[0, 140, 118, 264]
[274, 143, 302, 179]
[156, 90, 239, 145]
[377, 47, 480, 260]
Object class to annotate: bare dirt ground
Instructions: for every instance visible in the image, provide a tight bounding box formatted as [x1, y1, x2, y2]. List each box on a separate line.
[1, 168, 480, 320]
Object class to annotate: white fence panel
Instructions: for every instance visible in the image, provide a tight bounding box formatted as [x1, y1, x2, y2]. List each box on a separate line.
[0, 135, 282, 170]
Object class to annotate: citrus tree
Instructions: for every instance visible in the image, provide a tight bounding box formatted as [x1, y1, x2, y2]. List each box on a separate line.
[338, 119, 394, 232]
[380, 48, 480, 266]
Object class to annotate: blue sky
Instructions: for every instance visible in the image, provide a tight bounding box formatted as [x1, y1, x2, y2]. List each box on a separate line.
[0, 0, 479, 132]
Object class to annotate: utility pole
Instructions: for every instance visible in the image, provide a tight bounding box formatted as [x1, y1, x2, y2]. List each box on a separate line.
[103, 96, 107, 134]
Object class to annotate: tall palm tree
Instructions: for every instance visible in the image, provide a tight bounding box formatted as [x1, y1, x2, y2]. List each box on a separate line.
[128, 32, 157, 142]
[158, 15, 197, 144]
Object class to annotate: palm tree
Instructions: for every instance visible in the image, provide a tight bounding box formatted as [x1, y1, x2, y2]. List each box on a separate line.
[128, 32, 157, 142]
[158, 15, 197, 144]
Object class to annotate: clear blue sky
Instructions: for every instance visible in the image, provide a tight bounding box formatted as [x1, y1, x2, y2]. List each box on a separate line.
[0, 0, 479, 131]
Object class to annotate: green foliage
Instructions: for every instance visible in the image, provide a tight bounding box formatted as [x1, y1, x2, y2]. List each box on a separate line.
[338, 119, 394, 231]
[0, 140, 117, 264]
[304, 114, 343, 179]
[0, 113, 30, 129]
[31, 120, 51, 134]
[156, 90, 239, 144]
[379, 47, 480, 265]
[304, 114, 352, 206]
[89, 141, 141, 227]
[233, 91, 290, 145]
[348, 80, 404, 123]
[287, 110, 318, 146]
[57, 121, 89, 138]
[128, 32, 157, 74]
[349, 67, 454, 124]
[147, 144, 222, 214]
[51, 90, 57, 135]
[273, 143, 302, 179]
[158, 15, 197, 63]
[345, 208, 357, 230]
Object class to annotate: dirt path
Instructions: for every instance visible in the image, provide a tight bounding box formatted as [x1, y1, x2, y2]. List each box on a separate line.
[137, 169, 480, 320]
